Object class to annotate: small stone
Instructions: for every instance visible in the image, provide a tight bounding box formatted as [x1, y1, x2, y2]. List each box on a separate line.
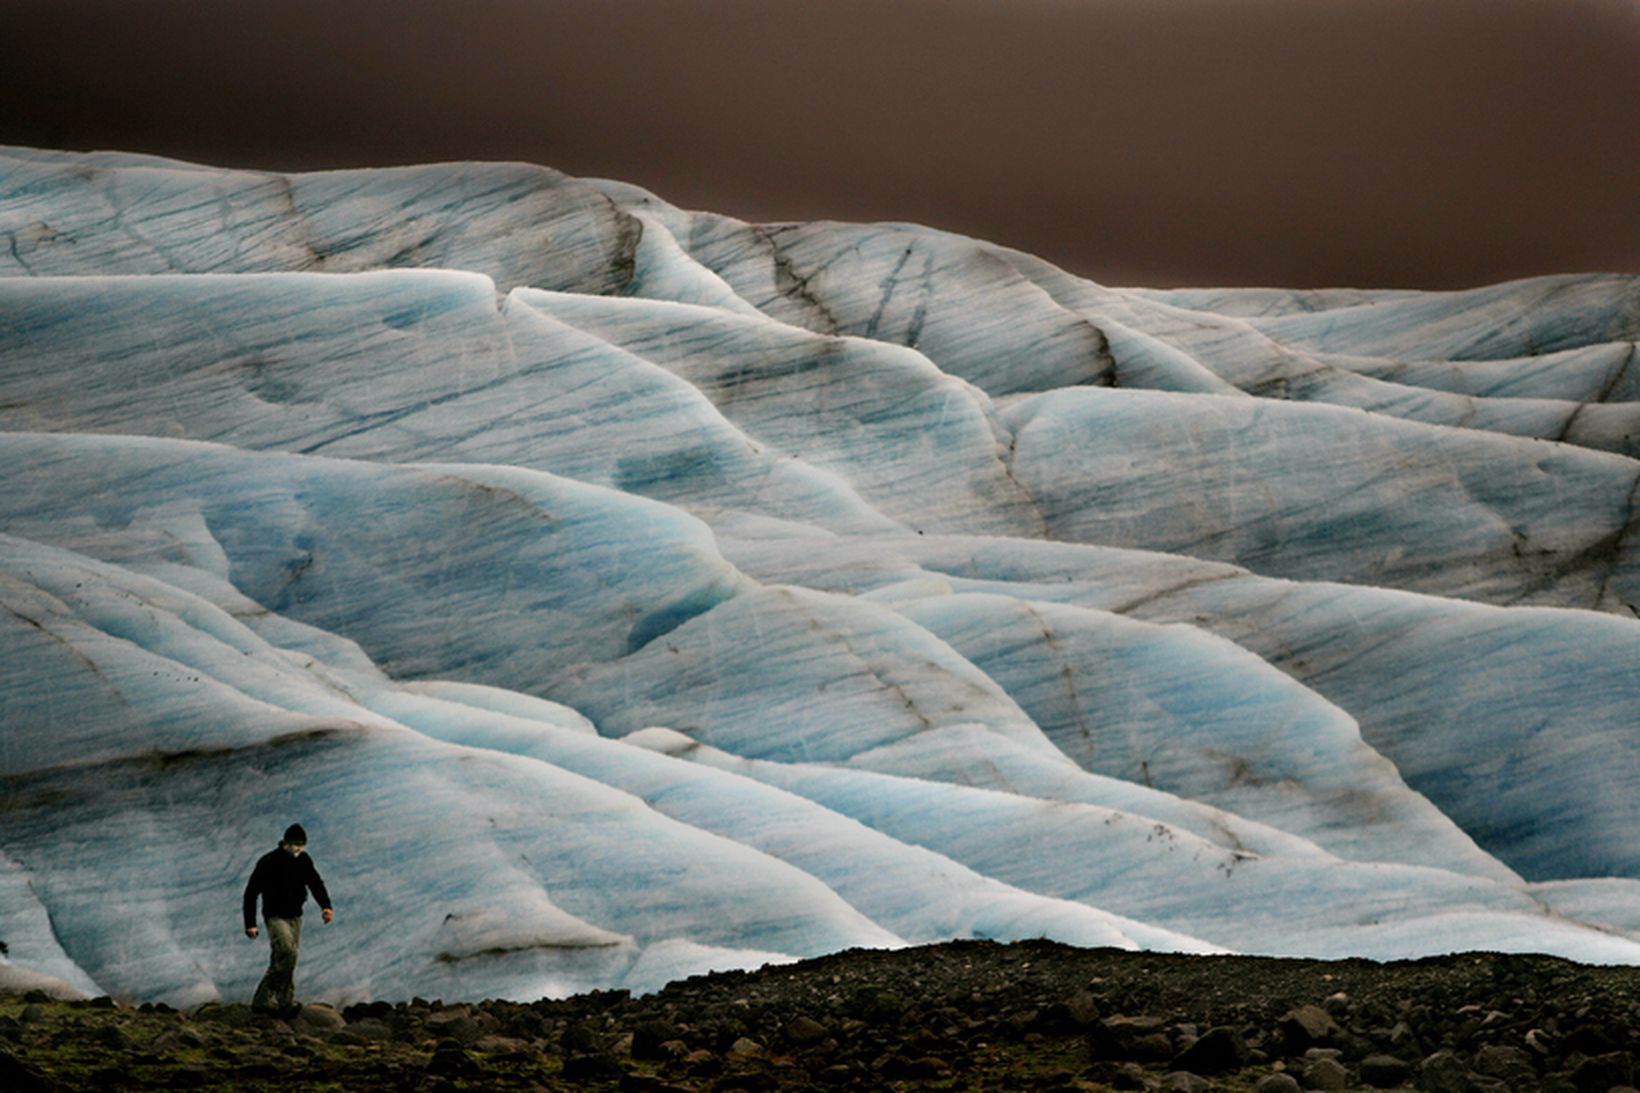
[728, 1036, 763, 1057]
[1165, 1071, 1212, 1092]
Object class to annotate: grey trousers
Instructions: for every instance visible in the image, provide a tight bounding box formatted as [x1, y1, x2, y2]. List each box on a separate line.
[252, 916, 302, 1013]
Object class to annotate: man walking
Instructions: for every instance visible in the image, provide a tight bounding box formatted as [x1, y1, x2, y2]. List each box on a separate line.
[243, 823, 334, 1016]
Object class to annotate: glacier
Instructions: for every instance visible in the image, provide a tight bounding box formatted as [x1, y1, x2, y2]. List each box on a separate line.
[1, 144, 1638, 1006]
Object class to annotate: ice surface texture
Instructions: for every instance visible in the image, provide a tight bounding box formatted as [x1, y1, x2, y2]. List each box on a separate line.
[2, 145, 1638, 1005]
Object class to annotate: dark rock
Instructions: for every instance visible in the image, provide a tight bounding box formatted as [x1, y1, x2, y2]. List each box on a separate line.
[1171, 1025, 1250, 1075]
[1303, 1056, 1350, 1090]
[343, 1000, 394, 1023]
[1085, 1019, 1126, 1059]
[1257, 1074, 1305, 1093]
[19, 1004, 46, 1024]
[21, 991, 50, 1005]
[561, 1051, 623, 1082]
[426, 1038, 481, 1079]
[325, 1028, 368, 1046]
[1472, 1044, 1535, 1083]
[562, 1020, 607, 1054]
[1131, 1032, 1177, 1061]
[87, 996, 117, 1009]
[783, 1015, 828, 1045]
[1418, 1050, 1472, 1093]
[727, 1036, 763, 1057]
[0, 1049, 53, 1093]
[1569, 1051, 1634, 1092]
[90, 1064, 131, 1088]
[618, 1076, 694, 1093]
[1282, 1005, 1343, 1054]
[904, 1056, 953, 1080]
[1067, 988, 1102, 1026]
[1379, 1021, 1425, 1059]
[94, 1024, 131, 1050]
[1359, 1052, 1414, 1087]
[632, 1018, 683, 1059]
[817, 1063, 853, 1085]
[1165, 1071, 1212, 1092]
[294, 1003, 346, 1032]
[1563, 1025, 1618, 1057]
[844, 985, 905, 1024]
[344, 1017, 395, 1042]
[194, 1003, 256, 1029]
[1110, 1061, 1149, 1090]
[426, 1009, 483, 1045]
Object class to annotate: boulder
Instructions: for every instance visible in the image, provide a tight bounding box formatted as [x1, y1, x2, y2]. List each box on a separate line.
[0, 1049, 52, 1093]
[1257, 1074, 1305, 1093]
[1569, 1051, 1635, 1093]
[632, 1018, 683, 1060]
[782, 1015, 828, 1045]
[1418, 1050, 1471, 1093]
[1172, 1026, 1250, 1075]
[294, 1003, 346, 1033]
[1303, 1056, 1349, 1090]
[1359, 1052, 1414, 1087]
[1282, 1005, 1342, 1054]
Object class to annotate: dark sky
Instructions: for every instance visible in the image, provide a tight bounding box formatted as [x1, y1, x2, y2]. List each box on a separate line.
[5, 0, 1638, 288]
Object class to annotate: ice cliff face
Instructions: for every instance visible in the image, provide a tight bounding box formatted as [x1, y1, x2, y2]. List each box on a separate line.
[1, 145, 1638, 1006]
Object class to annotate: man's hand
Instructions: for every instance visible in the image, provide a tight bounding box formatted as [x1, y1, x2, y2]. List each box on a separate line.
[322, 907, 334, 925]
[245, 926, 258, 939]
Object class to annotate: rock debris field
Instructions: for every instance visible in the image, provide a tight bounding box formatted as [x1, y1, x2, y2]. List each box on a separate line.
[5, 940, 1640, 1091]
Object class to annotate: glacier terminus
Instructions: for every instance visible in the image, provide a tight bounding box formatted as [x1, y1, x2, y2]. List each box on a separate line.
[0, 145, 1637, 1007]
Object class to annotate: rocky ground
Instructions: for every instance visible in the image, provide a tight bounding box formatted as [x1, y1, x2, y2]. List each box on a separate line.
[3, 940, 1640, 1091]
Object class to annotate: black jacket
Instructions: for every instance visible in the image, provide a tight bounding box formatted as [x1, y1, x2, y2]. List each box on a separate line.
[243, 847, 332, 929]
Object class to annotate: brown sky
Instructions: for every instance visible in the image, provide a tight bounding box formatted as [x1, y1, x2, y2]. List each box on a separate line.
[4, 0, 1638, 288]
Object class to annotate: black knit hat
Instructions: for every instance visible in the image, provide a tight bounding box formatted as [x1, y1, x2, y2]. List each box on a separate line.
[283, 823, 308, 846]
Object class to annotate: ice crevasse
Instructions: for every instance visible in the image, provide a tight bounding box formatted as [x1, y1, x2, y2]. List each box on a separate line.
[1, 145, 1638, 1005]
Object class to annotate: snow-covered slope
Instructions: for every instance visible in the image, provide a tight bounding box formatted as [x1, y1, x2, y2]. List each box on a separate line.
[2, 145, 1638, 1005]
